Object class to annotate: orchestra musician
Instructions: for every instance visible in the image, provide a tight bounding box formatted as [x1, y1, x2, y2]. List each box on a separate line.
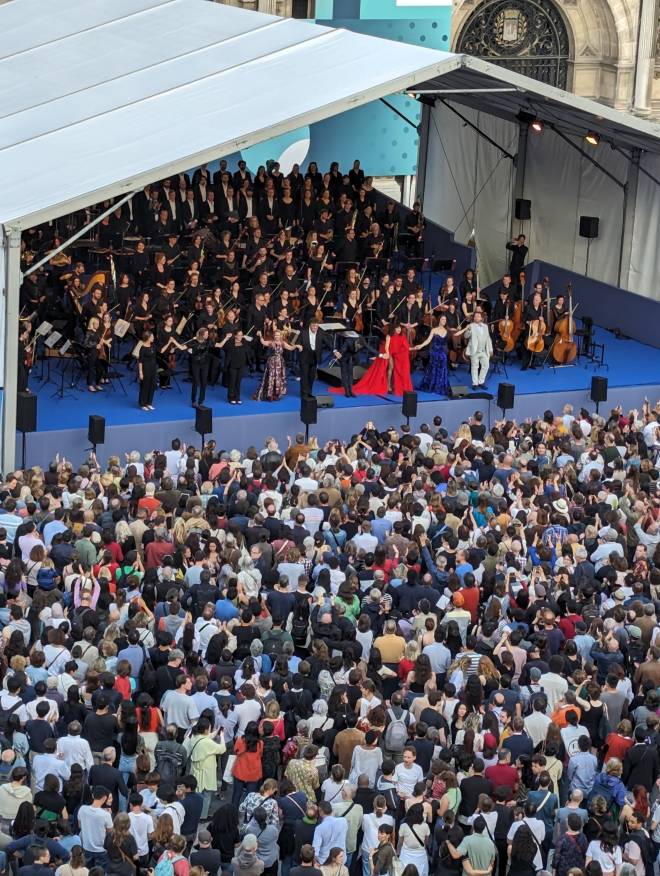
[137, 333, 158, 411]
[83, 317, 104, 393]
[522, 289, 545, 370]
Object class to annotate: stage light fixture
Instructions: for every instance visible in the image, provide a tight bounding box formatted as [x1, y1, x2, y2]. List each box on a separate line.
[530, 118, 544, 133]
[585, 130, 600, 145]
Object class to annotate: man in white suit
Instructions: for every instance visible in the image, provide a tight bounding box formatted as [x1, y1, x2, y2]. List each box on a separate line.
[459, 310, 493, 388]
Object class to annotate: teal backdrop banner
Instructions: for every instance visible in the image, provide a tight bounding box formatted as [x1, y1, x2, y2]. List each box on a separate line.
[234, 0, 452, 177]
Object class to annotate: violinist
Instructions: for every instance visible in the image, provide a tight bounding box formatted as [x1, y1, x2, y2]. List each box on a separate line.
[307, 243, 333, 286]
[334, 200, 356, 237]
[152, 281, 177, 324]
[365, 222, 385, 260]
[318, 279, 336, 321]
[314, 208, 334, 245]
[299, 287, 321, 326]
[279, 263, 301, 297]
[18, 324, 32, 393]
[252, 271, 272, 299]
[187, 234, 204, 268]
[415, 288, 431, 334]
[150, 252, 170, 293]
[97, 311, 113, 383]
[522, 289, 545, 370]
[116, 273, 134, 315]
[83, 316, 104, 394]
[445, 301, 462, 369]
[157, 314, 187, 389]
[220, 249, 240, 289]
[163, 234, 182, 266]
[342, 288, 362, 326]
[132, 292, 153, 336]
[376, 282, 398, 334]
[223, 281, 244, 314]
[276, 250, 299, 284]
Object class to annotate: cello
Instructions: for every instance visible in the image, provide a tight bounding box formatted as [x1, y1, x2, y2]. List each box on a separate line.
[511, 270, 525, 345]
[498, 304, 515, 353]
[551, 282, 578, 363]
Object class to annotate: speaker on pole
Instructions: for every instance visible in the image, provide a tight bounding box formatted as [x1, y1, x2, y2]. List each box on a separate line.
[402, 391, 418, 421]
[579, 216, 599, 238]
[17, 392, 37, 434]
[300, 396, 318, 426]
[195, 406, 212, 439]
[515, 198, 531, 221]
[590, 376, 608, 413]
[497, 382, 515, 415]
[87, 415, 105, 449]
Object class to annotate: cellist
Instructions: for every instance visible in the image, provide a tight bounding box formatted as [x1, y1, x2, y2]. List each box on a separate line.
[522, 289, 545, 371]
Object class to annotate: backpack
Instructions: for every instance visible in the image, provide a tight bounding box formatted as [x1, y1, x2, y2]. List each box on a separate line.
[0, 701, 22, 735]
[291, 602, 309, 648]
[154, 852, 185, 876]
[139, 646, 157, 697]
[384, 707, 409, 753]
[262, 632, 285, 657]
[36, 568, 57, 591]
[154, 745, 186, 783]
[587, 776, 615, 809]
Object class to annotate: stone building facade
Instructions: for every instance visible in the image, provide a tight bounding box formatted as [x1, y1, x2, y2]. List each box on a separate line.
[451, 0, 658, 117]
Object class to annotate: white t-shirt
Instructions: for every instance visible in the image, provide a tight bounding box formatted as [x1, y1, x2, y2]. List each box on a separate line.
[129, 810, 153, 857]
[361, 811, 394, 852]
[507, 817, 545, 871]
[586, 840, 623, 875]
[394, 762, 424, 797]
[79, 804, 113, 852]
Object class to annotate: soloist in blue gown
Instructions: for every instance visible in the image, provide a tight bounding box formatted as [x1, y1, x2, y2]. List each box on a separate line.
[420, 332, 450, 395]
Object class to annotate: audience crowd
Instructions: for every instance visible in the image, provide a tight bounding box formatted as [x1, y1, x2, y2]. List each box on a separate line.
[0, 399, 657, 876]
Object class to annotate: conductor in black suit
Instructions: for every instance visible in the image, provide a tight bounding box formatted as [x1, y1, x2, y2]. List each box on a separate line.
[298, 320, 331, 399]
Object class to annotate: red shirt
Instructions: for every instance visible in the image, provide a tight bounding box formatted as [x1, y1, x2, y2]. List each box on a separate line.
[458, 586, 480, 624]
[484, 763, 519, 800]
[144, 540, 172, 570]
[558, 614, 581, 640]
[232, 738, 264, 782]
[604, 732, 634, 763]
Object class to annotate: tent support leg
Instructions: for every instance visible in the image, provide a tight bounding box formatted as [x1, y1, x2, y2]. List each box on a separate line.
[618, 149, 640, 287]
[2, 228, 22, 475]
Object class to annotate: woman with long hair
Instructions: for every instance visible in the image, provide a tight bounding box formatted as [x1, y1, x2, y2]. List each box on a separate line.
[320, 848, 349, 876]
[585, 821, 622, 876]
[56, 844, 88, 876]
[398, 802, 430, 876]
[150, 812, 173, 863]
[345, 323, 413, 397]
[136, 692, 163, 769]
[208, 802, 240, 863]
[508, 823, 537, 876]
[231, 720, 263, 808]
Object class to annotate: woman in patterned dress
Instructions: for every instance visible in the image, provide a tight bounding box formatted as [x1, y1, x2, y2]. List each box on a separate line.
[253, 329, 302, 401]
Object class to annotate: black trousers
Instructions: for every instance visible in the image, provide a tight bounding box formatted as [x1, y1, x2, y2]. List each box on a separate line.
[300, 360, 317, 398]
[87, 349, 101, 386]
[340, 356, 354, 392]
[139, 366, 157, 406]
[191, 359, 208, 405]
[228, 367, 243, 401]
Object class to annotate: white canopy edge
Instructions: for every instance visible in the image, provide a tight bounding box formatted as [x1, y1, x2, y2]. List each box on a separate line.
[0, 0, 457, 230]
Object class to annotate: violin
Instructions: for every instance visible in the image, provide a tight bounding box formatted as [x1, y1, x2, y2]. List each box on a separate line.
[551, 282, 578, 363]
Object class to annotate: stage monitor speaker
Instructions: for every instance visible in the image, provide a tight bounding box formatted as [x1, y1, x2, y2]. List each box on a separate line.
[317, 395, 335, 410]
[87, 415, 105, 446]
[16, 392, 37, 434]
[195, 406, 212, 437]
[579, 216, 599, 239]
[300, 396, 317, 425]
[402, 391, 418, 419]
[497, 382, 515, 411]
[316, 364, 367, 388]
[515, 198, 531, 221]
[449, 385, 470, 399]
[591, 376, 608, 403]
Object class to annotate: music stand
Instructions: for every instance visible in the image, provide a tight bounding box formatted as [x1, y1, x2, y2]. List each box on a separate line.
[404, 257, 425, 272]
[49, 338, 79, 400]
[432, 259, 456, 273]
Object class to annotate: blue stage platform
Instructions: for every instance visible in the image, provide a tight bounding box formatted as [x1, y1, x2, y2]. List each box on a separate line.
[18, 325, 660, 468]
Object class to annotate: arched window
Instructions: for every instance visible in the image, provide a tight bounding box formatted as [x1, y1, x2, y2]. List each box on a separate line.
[456, 0, 571, 89]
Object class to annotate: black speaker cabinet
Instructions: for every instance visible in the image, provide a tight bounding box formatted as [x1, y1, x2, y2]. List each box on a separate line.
[402, 391, 418, 419]
[591, 376, 608, 403]
[579, 216, 599, 239]
[497, 382, 515, 411]
[195, 405, 212, 436]
[16, 392, 37, 433]
[515, 198, 531, 221]
[87, 415, 105, 446]
[300, 396, 318, 425]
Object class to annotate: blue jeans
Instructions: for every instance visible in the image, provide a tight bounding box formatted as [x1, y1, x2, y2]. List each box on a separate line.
[118, 753, 137, 812]
[362, 850, 371, 876]
[85, 851, 109, 868]
[231, 778, 258, 808]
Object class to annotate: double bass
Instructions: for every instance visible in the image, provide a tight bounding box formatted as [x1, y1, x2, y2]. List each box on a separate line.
[551, 283, 578, 363]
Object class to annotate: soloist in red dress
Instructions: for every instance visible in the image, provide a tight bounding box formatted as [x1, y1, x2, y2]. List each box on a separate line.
[350, 333, 413, 396]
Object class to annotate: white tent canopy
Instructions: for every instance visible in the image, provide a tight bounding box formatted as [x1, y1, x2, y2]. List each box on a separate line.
[0, 0, 454, 231]
[2, 0, 660, 471]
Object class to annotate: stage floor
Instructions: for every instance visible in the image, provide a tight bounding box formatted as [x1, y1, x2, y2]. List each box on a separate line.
[29, 327, 660, 430]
